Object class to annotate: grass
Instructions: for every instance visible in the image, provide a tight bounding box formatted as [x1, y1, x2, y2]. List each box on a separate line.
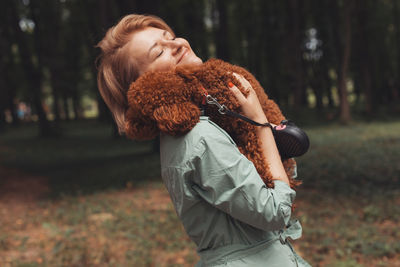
[0, 182, 198, 266]
[0, 120, 161, 196]
[0, 119, 399, 266]
[297, 120, 400, 193]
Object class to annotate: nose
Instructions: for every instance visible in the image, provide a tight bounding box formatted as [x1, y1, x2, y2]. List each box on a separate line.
[161, 38, 185, 56]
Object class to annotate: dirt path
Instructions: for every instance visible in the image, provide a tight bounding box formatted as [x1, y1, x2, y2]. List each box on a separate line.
[0, 167, 185, 266]
[0, 166, 50, 226]
[0, 166, 51, 266]
[1, 166, 399, 267]
[0, 166, 50, 203]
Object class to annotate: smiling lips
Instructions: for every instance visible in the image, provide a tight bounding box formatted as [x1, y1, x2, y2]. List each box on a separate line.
[177, 47, 188, 64]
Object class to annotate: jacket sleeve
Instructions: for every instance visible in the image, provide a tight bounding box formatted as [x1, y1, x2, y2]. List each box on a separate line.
[190, 128, 296, 232]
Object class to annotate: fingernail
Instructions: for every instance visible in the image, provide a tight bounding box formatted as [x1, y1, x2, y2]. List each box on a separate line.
[228, 82, 234, 88]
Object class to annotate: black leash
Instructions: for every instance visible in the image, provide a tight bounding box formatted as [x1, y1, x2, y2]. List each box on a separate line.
[201, 91, 310, 159]
[205, 94, 274, 128]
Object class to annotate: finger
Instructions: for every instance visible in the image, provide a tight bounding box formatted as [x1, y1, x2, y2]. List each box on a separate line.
[232, 73, 250, 87]
[228, 83, 247, 103]
[232, 73, 253, 92]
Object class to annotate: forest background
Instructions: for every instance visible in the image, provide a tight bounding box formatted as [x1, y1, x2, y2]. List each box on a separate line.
[1, 0, 399, 132]
[0, 0, 399, 266]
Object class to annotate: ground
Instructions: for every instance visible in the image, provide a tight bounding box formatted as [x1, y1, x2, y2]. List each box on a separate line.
[1, 165, 399, 267]
[1, 120, 400, 266]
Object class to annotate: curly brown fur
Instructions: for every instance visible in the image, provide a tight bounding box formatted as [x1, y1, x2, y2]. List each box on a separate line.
[125, 59, 300, 189]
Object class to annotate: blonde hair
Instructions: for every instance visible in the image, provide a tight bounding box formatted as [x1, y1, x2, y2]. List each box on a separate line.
[96, 14, 174, 134]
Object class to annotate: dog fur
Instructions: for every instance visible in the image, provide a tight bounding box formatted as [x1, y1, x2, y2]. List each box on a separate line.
[125, 58, 300, 189]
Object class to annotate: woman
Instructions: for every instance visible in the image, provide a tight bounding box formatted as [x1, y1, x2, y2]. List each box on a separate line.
[97, 14, 311, 267]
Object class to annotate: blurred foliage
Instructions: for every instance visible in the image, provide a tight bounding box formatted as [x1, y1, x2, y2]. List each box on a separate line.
[1, 119, 399, 196]
[1, 1, 400, 264]
[0, 0, 399, 136]
[0, 120, 160, 195]
[297, 120, 400, 194]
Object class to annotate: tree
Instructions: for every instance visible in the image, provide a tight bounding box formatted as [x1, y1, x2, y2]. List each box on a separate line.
[214, 0, 230, 61]
[352, 0, 373, 114]
[331, 0, 353, 123]
[285, 0, 307, 110]
[8, 0, 56, 136]
[0, 2, 18, 130]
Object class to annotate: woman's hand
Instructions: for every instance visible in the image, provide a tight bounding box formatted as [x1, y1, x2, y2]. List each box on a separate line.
[229, 73, 268, 123]
[229, 73, 290, 185]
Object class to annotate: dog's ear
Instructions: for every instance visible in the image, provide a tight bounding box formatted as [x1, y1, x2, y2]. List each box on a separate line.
[153, 102, 201, 136]
[125, 106, 158, 140]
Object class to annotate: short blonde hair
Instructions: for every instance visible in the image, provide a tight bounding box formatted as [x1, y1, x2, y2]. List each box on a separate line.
[96, 14, 174, 134]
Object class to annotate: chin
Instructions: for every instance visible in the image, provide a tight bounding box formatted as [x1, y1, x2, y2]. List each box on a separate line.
[193, 57, 203, 64]
[187, 55, 203, 65]
[179, 56, 202, 68]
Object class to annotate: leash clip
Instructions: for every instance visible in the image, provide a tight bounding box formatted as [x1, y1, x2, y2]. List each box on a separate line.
[206, 95, 227, 114]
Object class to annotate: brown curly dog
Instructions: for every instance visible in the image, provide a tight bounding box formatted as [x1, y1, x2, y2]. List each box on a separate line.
[125, 58, 300, 189]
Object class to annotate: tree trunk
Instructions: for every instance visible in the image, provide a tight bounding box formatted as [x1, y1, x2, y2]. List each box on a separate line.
[0, 71, 7, 131]
[337, 2, 352, 123]
[72, 92, 81, 120]
[7, 82, 18, 124]
[287, 0, 305, 110]
[61, 94, 69, 121]
[392, 0, 400, 104]
[80, 0, 113, 122]
[315, 0, 337, 110]
[2, 47, 19, 125]
[182, 1, 208, 60]
[214, 0, 230, 61]
[1, 1, 19, 126]
[49, 67, 62, 122]
[9, 0, 54, 136]
[354, 0, 373, 114]
[311, 64, 324, 110]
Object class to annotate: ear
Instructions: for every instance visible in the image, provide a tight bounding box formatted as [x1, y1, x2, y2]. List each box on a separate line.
[125, 106, 158, 140]
[153, 102, 200, 136]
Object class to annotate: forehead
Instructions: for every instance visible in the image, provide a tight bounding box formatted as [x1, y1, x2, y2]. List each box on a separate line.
[128, 27, 165, 59]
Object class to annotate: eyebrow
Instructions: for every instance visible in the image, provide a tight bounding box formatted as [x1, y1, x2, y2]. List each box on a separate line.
[148, 30, 168, 57]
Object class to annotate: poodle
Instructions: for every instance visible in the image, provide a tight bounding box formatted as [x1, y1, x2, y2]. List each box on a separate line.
[125, 58, 300, 189]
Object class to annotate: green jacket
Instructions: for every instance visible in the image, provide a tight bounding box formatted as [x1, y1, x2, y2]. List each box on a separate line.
[160, 116, 311, 267]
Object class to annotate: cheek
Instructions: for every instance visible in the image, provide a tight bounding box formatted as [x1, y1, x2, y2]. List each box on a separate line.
[154, 58, 175, 71]
[146, 54, 177, 73]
